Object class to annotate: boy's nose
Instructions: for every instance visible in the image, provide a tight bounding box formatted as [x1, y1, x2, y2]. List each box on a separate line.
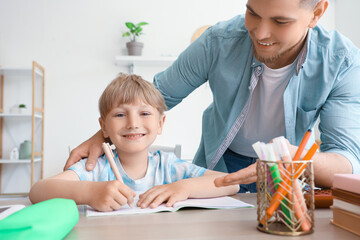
[126, 115, 139, 129]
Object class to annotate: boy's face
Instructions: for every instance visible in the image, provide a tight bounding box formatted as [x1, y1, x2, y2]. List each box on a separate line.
[245, 0, 324, 69]
[99, 101, 165, 155]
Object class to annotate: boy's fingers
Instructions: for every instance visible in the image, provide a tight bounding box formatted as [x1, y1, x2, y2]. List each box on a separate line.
[138, 188, 162, 208]
[116, 183, 136, 206]
[166, 196, 177, 207]
[149, 193, 169, 208]
[110, 199, 123, 211]
[123, 189, 136, 206]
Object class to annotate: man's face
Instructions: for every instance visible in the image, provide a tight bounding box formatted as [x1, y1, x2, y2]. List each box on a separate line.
[245, 0, 316, 69]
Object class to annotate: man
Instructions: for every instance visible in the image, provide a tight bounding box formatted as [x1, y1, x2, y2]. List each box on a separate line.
[65, 0, 360, 192]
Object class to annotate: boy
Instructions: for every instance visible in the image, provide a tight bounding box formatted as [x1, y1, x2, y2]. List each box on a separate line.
[29, 73, 239, 212]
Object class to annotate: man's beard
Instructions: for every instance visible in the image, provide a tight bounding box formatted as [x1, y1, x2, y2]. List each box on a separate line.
[253, 49, 284, 65]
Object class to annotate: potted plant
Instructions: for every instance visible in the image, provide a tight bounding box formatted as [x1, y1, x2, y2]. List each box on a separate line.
[122, 21, 149, 56]
[9, 104, 28, 114]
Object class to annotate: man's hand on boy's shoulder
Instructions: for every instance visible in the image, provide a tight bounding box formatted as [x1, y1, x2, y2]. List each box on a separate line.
[137, 181, 191, 209]
[88, 180, 136, 212]
[64, 130, 105, 171]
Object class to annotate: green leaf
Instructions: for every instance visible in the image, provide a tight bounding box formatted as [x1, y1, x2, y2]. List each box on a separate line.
[137, 22, 148, 26]
[125, 22, 135, 30]
[122, 32, 130, 37]
[135, 26, 143, 34]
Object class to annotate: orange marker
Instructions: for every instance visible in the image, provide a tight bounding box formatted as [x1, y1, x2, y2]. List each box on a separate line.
[260, 142, 318, 226]
[293, 130, 312, 161]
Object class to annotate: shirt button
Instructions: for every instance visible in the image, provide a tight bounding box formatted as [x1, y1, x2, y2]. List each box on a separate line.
[257, 66, 261, 71]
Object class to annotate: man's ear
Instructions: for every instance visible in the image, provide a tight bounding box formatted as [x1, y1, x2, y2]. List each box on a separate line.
[157, 114, 166, 135]
[99, 117, 109, 138]
[308, 0, 328, 28]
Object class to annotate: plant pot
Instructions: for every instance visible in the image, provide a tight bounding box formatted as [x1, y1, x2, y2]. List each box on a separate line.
[126, 41, 144, 56]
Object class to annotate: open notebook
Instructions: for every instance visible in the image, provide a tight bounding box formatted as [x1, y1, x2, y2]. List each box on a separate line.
[86, 196, 253, 217]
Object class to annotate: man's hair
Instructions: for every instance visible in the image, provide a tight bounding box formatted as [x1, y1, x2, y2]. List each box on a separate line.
[99, 73, 167, 119]
[299, 0, 321, 9]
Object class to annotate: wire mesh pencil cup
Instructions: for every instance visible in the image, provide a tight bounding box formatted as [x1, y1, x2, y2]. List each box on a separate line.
[256, 159, 315, 236]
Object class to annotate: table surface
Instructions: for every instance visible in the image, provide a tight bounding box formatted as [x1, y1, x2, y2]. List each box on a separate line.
[1, 193, 359, 240]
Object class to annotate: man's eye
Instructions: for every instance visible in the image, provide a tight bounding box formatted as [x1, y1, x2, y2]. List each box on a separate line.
[247, 10, 256, 16]
[275, 20, 289, 25]
[141, 112, 151, 116]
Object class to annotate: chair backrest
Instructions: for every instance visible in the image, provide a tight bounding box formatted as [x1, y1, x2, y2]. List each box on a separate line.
[149, 144, 181, 158]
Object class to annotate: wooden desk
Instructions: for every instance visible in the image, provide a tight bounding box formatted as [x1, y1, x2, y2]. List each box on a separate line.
[1, 194, 359, 239]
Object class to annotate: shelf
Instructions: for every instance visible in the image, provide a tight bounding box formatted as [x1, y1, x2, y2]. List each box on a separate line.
[0, 67, 43, 77]
[0, 61, 45, 194]
[0, 157, 42, 164]
[0, 113, 42, 119]
[115, 55, 177, 73]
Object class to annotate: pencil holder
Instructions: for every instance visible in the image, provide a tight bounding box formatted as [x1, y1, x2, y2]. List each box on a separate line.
[256, 159, 315, 236]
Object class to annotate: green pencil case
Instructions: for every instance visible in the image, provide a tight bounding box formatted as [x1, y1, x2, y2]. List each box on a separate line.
[0, 198, 79, 240]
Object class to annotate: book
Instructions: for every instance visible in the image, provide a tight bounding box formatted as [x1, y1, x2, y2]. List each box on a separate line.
[331, 206, 360, 236]
[333, 174, 360, 194]
[86, 196, 254, 217]
[331, 188, 360, 206]
[333, 199, 360, 215]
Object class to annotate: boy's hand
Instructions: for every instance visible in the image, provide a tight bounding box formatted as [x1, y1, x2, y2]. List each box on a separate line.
[88, 180, 136, 212]
[137, 181, 191, 209]
[64, 130, 104, 171]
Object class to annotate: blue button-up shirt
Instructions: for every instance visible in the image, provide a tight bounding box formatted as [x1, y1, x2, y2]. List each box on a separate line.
[153, 14, 360, 174]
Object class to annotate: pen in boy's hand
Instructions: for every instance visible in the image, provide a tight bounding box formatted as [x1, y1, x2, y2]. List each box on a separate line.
[102, 142, 135, 208]
[102, 143, 123, 182]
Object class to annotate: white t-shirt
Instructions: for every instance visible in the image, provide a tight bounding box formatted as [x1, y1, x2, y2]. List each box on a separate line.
[229, 62, 296, 157]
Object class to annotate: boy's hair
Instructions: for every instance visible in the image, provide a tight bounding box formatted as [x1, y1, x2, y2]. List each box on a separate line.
[99, 73, 167, 119]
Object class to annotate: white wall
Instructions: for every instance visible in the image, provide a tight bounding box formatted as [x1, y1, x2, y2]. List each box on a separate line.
[0, 0, 355, 184]
[334, 0, 360, 47]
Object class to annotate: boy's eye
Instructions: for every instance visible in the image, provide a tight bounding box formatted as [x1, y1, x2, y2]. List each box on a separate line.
[115, 113, 125, 117]
[141, 112, 151, 116]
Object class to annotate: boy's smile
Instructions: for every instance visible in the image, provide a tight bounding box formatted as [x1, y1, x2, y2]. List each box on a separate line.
[121, 132, 147, 140]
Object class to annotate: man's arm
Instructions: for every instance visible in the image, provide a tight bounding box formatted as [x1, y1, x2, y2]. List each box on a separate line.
[214, 143, 353, 188]
[311, 152, 352, 187]
[137, 170, 239, 208]
[64, 130, 105, 171]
